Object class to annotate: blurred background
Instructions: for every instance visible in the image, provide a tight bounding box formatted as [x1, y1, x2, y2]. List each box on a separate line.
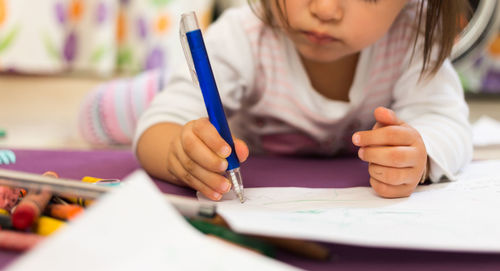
[0, 0, 499, 159]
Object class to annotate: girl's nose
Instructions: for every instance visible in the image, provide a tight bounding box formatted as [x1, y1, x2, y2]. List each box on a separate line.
[310, 0, 343, 22]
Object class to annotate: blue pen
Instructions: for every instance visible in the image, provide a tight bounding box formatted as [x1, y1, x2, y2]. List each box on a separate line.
[180, 12, 245, 203]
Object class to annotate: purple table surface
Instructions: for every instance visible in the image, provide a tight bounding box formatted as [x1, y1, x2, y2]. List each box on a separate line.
[1, 149, 499, 271]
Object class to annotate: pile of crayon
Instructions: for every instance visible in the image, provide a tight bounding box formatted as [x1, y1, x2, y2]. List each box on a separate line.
[0, 171, 88, 252]
[0, 170, 331, 260]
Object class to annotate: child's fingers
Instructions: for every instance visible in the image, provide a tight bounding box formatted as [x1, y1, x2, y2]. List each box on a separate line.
[358, 146, 416, 168]
[181, 125, 228, 173]
[191, 118, 231, 158]
[168, 153, 223, 201]
[170, 154, 222, 200]
[234, 138, 249, 163]
[369, 177, 415, 198]
[368, 163, 417, 186]
[174, 139, 232, 194]
[352, 126, 415, 147]
[373, 107, 403, 126]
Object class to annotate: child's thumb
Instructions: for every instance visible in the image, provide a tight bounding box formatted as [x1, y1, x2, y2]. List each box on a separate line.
[373, 107, 402, 126]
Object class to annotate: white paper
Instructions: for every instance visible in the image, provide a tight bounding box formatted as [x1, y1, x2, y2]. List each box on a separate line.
[8, 170, 299, 271]
[203, 160, 500, 253]
[472, 115, 500, 147]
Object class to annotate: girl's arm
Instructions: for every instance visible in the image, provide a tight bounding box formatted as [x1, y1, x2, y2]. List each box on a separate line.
[390, 59, 472, 183]
[353, 58, 471, 198]
[133, 8, 256, 199]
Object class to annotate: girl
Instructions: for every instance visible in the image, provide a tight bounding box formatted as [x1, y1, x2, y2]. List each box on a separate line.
[134, 0, 472, 201]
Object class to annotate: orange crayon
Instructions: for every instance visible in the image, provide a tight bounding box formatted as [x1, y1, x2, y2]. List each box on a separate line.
[12, 171, 58, 230]
[46, 204, 84, 221]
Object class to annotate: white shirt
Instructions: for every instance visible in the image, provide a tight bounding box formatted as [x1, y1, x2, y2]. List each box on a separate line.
[134, 4, 472, 183]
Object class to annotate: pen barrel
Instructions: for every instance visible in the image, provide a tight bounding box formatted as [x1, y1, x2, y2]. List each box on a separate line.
[186, 29, 240, 170]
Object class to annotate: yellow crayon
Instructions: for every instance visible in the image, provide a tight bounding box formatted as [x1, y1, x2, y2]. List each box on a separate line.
[82, 176, 120, 185]
[36, 216, 66, 236]
[81, 176, 103, 183]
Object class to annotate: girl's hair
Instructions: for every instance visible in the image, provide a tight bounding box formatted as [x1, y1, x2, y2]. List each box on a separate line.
[249, 0, 470, 78]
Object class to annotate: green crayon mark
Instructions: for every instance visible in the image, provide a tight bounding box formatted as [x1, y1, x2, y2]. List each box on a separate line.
[295, 210, 324, 214]
[263, 199, 342, 206]
[375, 211, 421, 215]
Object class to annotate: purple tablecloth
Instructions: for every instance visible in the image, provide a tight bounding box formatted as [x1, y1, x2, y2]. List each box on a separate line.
[1, 149, 499, 270]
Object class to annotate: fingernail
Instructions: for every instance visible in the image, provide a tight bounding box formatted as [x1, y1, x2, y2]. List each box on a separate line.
[220, 160, 228, 171]
[213, 192, 222, 201]
[358, 148, 364, 159]
[352, 134, 360, 145]
[221, 181, 231, 193]
[219, 146, 231, 157]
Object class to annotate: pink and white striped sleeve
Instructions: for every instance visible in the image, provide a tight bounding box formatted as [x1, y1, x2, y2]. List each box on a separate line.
[78, 69, 166, 145]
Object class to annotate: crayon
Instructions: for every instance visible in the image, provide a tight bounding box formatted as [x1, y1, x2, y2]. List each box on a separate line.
[12, 171, 58, 230]
[187, 218, 275, 257]
[207, 215, 331, 261]
[46, 204, 84, 221]
[51, 195, 69, 205]
[255, 235, 331, 261]
[64, 196, 94, 207]
[62, 176, 120, 207]
[18, 188, 27, 197]
[81, 176, 102, 183]
[0, 185, 24, 211]
[64, 177, 120, 206]
[0, 211, 12, 229]
[0, 168, 216, 219]
[36, 216, 66, 236]
[0, 230, 44, 251]
[81, 176, 121, 185]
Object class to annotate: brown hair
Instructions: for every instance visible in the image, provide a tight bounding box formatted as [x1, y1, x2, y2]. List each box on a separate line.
[249, 0, 470, 78]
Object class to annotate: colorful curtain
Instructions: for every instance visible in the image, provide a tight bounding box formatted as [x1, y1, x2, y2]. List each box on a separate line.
[0, 0, 213, 76]
[459, 34, 500, 94]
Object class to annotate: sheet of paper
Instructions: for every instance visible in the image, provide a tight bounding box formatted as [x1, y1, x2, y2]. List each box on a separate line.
[472, 115, 500, 146]
[203, 160, 500, 252]
[7, 170, 298, 271]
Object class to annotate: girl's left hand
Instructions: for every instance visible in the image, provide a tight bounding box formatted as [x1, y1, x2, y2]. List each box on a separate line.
[352, 107, 428, 198]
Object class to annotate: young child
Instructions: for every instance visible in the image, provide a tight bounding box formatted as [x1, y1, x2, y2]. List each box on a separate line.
[134, 0, 472, 201]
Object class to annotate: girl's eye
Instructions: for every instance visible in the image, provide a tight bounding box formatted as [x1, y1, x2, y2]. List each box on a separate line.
[363, 0, 378, 3]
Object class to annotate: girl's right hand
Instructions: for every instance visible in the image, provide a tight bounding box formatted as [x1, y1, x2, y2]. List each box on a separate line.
[166, 118, 249, 201]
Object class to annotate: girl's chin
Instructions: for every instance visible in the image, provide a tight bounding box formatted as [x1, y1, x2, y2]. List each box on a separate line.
[298, 50, 345, 63]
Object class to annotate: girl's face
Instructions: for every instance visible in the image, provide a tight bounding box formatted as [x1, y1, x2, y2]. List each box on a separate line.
[273, 0, 408, 62]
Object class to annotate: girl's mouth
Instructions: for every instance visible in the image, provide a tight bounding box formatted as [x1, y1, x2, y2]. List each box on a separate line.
[302, 31, 339, 45]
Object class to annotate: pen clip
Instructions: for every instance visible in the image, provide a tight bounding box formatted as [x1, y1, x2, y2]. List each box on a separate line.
[180, 13, 200, 87]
